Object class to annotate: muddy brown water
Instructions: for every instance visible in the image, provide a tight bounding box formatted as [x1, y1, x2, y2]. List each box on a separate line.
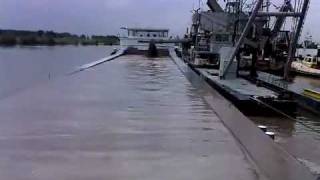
[0, 52, 261, 179]
[0, 45, 116, 99]
[1, 46, 320, 177]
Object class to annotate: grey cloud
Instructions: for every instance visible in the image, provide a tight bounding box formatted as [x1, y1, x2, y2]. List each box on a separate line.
[0, 0, 319, 41]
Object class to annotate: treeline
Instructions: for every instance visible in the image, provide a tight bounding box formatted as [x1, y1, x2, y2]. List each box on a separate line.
[0, 29, 119, 46]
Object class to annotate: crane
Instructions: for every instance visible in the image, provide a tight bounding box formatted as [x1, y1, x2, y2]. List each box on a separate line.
[220, 0, 311, 80]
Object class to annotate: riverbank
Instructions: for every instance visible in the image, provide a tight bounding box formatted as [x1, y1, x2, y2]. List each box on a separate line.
[0, 29, 119, 46]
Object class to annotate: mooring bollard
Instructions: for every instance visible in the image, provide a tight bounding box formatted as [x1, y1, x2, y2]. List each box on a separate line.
[265, 132, 275, 140]
[258, 125, 267, 132]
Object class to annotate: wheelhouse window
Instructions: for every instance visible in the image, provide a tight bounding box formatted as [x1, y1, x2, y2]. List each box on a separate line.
[126, 29, 169, 38]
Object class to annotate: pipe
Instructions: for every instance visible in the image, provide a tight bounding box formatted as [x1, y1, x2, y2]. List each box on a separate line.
[256, 12, 302, 17]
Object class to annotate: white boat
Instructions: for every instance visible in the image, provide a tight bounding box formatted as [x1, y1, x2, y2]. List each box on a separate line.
[292, 55, 320, 77]
[119, 27, 172, 50]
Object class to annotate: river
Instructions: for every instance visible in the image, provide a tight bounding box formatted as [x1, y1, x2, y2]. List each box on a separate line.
[1, 45, 320, 175]
[0, 45, 116, 99]
[0, 47, 261, 179]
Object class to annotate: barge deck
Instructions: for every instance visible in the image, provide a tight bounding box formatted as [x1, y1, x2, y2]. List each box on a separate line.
[182, 64, 296, 116]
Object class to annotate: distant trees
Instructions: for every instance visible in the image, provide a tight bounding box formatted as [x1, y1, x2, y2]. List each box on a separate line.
[80, 34, 86, 39]
[0, 35, 17, 45]
[0, 29, 120, 46]
[91, 35, 119, 45]
[37, 30, 44, 37]
[20, 36, 38, 45]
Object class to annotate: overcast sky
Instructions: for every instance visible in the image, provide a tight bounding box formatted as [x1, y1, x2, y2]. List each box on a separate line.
[1, 0, 320, 41]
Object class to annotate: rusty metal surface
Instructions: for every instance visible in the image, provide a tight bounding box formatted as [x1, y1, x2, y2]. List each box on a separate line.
[0, 55, 261, 180]
[169, 49, 317, 180]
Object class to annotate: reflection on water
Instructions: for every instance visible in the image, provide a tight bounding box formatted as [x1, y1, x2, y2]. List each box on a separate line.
[2, 45, 320, 174]
[124, 56, 320, 173]
[290, 75, 320, 93]
[251, 116, 296, 138]
[251, 108, 320, 140]
[0, 45, 115, 98]
[251, 73, 320, 173]
[252, 74, 320, 141]
[250, 107, 320, 173]
[120, 56, 215, 122]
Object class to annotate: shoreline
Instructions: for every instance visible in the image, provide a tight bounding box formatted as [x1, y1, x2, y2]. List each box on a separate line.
[0, 44, 119, 47]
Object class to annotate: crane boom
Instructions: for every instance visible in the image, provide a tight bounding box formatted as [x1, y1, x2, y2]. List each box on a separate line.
[271, 0, 294, 39]
[207, 0, 224, 12]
